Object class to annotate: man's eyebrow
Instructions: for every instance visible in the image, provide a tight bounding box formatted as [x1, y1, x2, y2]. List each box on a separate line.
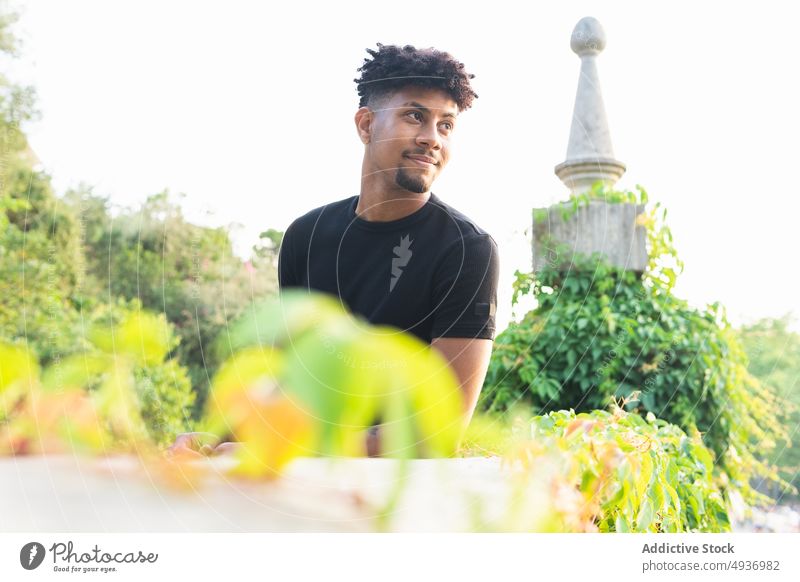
[401, 101, 457, 119]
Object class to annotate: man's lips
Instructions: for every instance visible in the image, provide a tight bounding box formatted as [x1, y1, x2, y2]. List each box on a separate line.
[405, 155, 437, 167]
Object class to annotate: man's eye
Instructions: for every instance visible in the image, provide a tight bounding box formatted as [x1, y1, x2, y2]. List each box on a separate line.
[441, 122, 453, 131]
[406, 111, 423, 121]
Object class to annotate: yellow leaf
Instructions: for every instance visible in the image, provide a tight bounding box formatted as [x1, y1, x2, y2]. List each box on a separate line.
[203, 346, 284, 436]
[229, 394, 314, 478]
[0, 342, 39, 394]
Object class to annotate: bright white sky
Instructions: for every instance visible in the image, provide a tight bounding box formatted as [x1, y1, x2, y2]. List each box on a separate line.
[7, 0, 800, 333]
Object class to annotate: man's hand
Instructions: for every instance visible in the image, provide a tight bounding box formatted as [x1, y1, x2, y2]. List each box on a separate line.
[165, 432, 240, 458]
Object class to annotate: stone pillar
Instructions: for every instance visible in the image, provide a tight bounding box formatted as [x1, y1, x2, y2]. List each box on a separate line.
[533, 17, 647, 274]
[554, 16, 626, 193]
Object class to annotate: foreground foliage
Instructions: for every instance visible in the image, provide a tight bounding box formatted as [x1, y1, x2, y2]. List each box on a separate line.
[527, 406, 728, 532]
[0, 308, 193, 453]
[1, 292, 466, 472]
[2, 292, 741, 532]
[461, 402, 729, 532]
[202, 290, 465, 475]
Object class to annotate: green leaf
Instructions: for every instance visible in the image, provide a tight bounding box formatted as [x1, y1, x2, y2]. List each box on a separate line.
[664, 481, 681, 514]
[224, 289, 352, 354]
[282, 315, 371, 453]
[202, 346, 285, 436]
[635, 452, 654, 503]
[381, 390, 418, 459]
[615, 514, 630, 533]
[636, 498, 655, 531]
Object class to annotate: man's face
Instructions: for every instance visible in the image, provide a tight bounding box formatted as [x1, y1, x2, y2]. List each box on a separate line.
[361, 86, 458, 194]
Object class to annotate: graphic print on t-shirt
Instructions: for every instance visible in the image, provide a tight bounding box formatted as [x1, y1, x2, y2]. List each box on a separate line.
[389, 233, 413, 292]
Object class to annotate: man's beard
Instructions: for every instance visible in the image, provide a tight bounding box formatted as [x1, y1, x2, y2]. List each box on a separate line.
[395, 167, 429, 194]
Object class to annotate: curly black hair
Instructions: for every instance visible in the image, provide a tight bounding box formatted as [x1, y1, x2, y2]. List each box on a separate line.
[354, 43, 478, 112]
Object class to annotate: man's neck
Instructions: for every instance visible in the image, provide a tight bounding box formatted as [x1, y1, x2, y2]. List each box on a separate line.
[354, 189, 431, 222]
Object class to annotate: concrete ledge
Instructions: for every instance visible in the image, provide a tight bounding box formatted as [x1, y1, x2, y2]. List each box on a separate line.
[0, 455, 523, 532]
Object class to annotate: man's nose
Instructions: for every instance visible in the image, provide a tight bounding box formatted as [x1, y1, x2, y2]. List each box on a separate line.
[416, 122, 442, 151]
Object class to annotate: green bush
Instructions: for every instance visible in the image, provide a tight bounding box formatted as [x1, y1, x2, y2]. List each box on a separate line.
[133, 359, 195, 447]
[0, 163, 86, 367]
[480, 183, 792, 506]
[86, 299, 196, 447]
[1, 310, 181, 454]
[64, 188, 279, 418]
[736, 315, 800, 500]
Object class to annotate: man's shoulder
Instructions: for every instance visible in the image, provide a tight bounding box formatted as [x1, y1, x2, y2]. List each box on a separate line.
[429, 193, 497, 247]
[285, 195, 357, 238]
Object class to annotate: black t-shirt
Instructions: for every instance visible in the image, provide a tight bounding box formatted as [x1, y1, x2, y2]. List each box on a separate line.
[278, 192, 500, 344]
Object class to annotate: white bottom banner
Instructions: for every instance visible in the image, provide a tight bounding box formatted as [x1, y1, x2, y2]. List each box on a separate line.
[1, 533, 798, 581]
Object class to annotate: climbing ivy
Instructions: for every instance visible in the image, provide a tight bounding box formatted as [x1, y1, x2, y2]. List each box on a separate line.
[482, 182, 794, 507]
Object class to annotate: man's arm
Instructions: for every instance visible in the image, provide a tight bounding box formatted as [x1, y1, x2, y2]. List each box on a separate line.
[424, 234, 499, 432]
[430, 336, 494, 426]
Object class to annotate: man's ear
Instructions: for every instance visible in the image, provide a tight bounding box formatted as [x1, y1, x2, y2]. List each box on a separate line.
[354, 106, 373, 145]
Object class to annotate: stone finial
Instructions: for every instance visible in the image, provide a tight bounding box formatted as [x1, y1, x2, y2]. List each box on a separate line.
[555, 16, 626, 194]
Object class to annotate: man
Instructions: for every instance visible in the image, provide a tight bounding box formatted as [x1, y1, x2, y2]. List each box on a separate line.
[169, 43, 499, 458]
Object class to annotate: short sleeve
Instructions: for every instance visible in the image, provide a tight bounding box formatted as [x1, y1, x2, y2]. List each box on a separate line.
[278, 221, 299, 289]
[430, 234, 499, 340]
